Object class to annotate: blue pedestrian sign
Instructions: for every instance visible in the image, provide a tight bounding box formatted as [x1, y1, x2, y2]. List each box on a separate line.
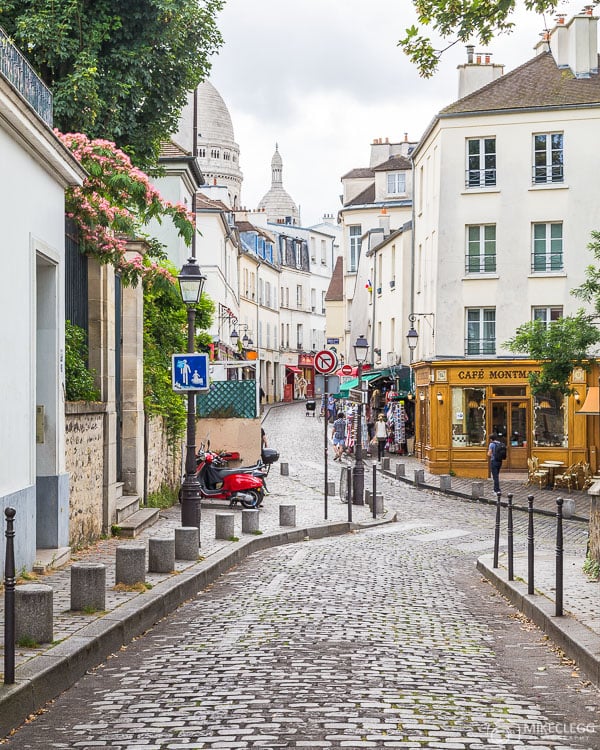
[172, 353, 210, 392]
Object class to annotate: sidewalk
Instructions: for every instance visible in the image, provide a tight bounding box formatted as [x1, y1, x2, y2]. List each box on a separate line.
[0, 440, 599, 738]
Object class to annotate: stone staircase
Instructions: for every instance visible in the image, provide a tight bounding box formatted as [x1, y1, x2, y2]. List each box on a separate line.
[115, 482, 160, 538]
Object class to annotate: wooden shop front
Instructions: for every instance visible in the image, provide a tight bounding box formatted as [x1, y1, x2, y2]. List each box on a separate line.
[411, 359, 589, 478]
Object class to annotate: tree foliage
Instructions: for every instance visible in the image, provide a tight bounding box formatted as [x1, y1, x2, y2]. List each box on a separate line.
[399, 0, 561, 77]
[1, 0, 223, 165]
[65, 320, 100, 402]
[143, 268, 214, 443]
[504, 312, 600, 395]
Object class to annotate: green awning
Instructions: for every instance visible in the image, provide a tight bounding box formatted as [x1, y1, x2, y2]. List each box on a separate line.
[339, 369, 391, 396]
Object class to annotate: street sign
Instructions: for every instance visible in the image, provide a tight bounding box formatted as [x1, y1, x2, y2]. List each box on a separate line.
[349, 388, 369, 404]
[340, 363, 353, 376]
[326, 337, 340, 345]
[314, 375, 340, 395]
[314, 349, 338, 375]
[172, 353, 210, 392]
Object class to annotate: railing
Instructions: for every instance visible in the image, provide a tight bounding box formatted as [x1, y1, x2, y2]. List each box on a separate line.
[465, 255, 497, 274]
[531, 251, 563, 272]
[465, 337, 496, 356]
[465, 169, 496, 188]
[0, 26, 53, 126]
[532, 164, 564, 184]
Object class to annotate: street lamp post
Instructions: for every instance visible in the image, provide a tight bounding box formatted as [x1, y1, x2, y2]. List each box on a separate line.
[178, 257, 206, 529]
[352, 334, 370, 505]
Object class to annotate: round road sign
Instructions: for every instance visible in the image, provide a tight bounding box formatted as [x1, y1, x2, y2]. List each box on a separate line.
[340, 363, 353, 376]
[314, 349, 338, 375]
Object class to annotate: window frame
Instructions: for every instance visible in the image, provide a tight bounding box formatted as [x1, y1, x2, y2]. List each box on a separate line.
[465, 224, 496, 274]
[532, 222, 563, 272]
[466, 137, 496, 188]
[466, 307, 496, 356]
[533, 132, 564, 184]
[386, 172, 406, 195]
[532, 306, 563, 327]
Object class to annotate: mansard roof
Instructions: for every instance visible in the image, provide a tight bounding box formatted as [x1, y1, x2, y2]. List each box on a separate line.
[373, 155, 412, 171]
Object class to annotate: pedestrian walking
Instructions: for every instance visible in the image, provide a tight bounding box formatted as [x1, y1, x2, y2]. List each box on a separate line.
[331, 411, 346, 460]
[487, 432, 504, 495]
[375, 413, 388, 461]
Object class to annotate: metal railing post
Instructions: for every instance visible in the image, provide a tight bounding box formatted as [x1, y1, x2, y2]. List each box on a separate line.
[4, 507, 16, 685]
[527, 494, 535, 595]
[372, 463, 377, 519]
[493, 492, 501, 568]
[507, 493, 514, 581]
[556, 497, 564, 616]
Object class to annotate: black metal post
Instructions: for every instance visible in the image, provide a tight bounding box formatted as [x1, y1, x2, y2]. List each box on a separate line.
[556, 497, 564, 616]
[527, 494, 535, 595]
[180, 306, 203, 530]
[352, 362, 365, 505]
[4, 507, 16, 685]
[493, 491, 501, 568]
[346, 466, 352, 523]
[324, 379, 329, 520]
[372, 463, 377, 518]
[507, 493, 514, 581]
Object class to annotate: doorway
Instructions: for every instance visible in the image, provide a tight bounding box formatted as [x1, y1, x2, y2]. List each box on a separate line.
[490, 400, 528, 470]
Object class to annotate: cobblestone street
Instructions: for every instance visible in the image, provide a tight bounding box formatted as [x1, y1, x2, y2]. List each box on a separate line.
[4, 403, 600, 749]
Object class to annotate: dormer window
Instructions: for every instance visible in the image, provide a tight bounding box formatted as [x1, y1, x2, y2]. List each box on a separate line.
[387, 172, 406, 195]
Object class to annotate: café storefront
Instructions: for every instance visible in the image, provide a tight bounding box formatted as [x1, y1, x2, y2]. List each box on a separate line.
[412, 359, 589, 478]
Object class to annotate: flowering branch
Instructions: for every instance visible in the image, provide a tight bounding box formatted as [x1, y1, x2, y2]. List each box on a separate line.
[57, 131, 195, 285]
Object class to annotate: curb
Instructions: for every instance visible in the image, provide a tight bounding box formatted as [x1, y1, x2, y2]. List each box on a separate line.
[381, 468, 589, 523]
[477, 554, 600, 684]
[0, 515, 395, 738]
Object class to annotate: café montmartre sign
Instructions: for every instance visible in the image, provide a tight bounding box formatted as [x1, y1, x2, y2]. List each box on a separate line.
[456, 367, 540, 381]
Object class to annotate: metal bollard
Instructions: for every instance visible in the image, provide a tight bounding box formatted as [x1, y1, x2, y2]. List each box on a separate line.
[4, 507, 16, 685]
[527, 495, 535, 596]
[556, 497, 564, 616]
[347, 466, 352, 523]
[507, 493, 514, 581]
[493, 492, 501, 569]
[372, 464, 377, 519]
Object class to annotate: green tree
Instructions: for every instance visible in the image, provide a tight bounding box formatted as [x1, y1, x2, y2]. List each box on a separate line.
[1, 0, 223, 165]
[505, 312, 600, 395]
[399, 0, 557, 77]
[143, 268, 214, 442]
[65, 320, 100, 401]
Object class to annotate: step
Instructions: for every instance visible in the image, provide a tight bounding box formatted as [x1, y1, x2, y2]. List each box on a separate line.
[32, 546, 71, 574]
[116, 494, 141, 524]
[115, 481, 125, 502]
[115, 507, 160, 538]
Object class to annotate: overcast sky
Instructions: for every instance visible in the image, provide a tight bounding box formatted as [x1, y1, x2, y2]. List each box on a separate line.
[209, 0, 586, 227]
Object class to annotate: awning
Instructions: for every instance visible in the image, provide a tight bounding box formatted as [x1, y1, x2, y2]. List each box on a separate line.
[285, 365, 301, 373]
[339, 369, 390, 396]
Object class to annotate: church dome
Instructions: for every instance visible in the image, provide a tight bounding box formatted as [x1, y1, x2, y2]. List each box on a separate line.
[257, 144, 300, 225]
[196, 81, 235, 143]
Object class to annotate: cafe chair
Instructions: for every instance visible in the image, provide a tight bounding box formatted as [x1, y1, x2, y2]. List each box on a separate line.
[527, 457, 549, 489]
[553, 463, 579, 492]
[577, 462, 594, 491]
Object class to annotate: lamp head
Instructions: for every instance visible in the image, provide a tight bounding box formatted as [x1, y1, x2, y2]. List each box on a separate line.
[406, 326, 418, 351]
[178, 257, 206, 305]
[353, 334, 369, 364]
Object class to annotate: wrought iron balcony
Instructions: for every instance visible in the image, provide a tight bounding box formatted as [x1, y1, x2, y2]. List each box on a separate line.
[0, 26, 53, 126]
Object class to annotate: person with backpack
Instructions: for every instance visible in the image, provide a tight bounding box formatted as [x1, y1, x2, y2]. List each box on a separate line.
[487, 432, 506, 496]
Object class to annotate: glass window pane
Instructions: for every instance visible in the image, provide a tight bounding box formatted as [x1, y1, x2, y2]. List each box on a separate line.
[468, 140, 480, 156]
[484, 138, 495, 154]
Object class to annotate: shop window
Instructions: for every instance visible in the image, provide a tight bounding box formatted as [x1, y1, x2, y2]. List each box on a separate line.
[533, 391, 567, 447]
[451, 388, 486, 447]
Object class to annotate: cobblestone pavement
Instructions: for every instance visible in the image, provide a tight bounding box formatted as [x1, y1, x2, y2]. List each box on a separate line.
[3, 402, 600, 749]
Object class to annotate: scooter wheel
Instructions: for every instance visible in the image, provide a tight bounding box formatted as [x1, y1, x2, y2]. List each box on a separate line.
[241, 490, 261, 509]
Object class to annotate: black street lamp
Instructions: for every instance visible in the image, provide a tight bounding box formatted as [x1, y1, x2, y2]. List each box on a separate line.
[177, 257, 206, 529]
[352, 334, 369, 505]
[406, 325, 419, 364]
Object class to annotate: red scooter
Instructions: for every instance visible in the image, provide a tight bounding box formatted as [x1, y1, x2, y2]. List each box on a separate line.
[195, 450, 266, 508]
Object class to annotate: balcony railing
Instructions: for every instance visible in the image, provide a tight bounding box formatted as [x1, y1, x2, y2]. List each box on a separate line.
[0, 26, 53, 126]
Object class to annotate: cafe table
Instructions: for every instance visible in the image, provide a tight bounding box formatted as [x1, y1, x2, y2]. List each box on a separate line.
[538, 460, 565, 488]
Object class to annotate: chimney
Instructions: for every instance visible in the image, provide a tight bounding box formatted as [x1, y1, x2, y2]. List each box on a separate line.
[379, 208, 390, 238]
[546, 12, 598, 76]
[457, 48, 505, 98]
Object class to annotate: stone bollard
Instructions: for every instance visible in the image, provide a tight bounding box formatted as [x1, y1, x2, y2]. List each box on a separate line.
[563, 498, 575, 519]
[472, 481, 484, 499]
[15, 584, 53, 644]
[215, 513, 235, 540]
[365, 488, 373, 505]
[148, 537, 176, 573]
[382, 457, 391, 471]
[440, 475, 452, 492]
[395, 463, 406, 479]
[280, 462, 289, 476]
[372, 493, 384, 516]
[71, 563, 106, 612]
[414, 469, 425, 486]
[279, 504, 296, 527]
[175, 527, 200, 560]
[327, 481, 336, 496]
[115, 545, 146, 586]
[242, 509, 260, 534]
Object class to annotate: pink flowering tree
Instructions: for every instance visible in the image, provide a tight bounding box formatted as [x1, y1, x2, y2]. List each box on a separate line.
[57, 131, 195, 286]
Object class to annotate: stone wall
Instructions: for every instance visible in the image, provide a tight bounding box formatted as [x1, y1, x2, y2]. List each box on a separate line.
[146, 415, 182, 495]
[589, 494, 600, 562]
[65, 402, 105, 547]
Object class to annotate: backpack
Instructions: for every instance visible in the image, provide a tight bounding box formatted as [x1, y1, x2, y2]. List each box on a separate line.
[495, 440, 507, 461]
